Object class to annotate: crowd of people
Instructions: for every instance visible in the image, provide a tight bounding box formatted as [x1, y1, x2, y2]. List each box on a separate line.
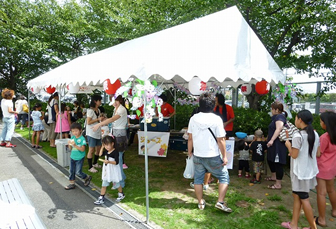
[187, 94, 336, 229]
[1, 88, 336, 228]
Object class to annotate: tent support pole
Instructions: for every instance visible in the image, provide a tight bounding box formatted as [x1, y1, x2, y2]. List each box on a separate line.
[232, 87, 238, 107]
[315, 82, 321, 115]
[28, 89, 31, 139]
[143, 93, 149, 223]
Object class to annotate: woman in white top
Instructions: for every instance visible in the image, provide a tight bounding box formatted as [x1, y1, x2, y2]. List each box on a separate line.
[15, 95, 29, 130]
[93, 95, 128, 188]
[0, 89, 19, 148]
[86, 95, 104, 173]
[47, 92, 59, 147]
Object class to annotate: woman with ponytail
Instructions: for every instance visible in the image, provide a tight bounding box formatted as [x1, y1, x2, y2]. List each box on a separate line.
[315, 111, 336, 227]
[282, 110, 319, 229]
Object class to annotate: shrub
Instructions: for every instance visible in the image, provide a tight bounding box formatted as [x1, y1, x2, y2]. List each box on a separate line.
[233, 107, 271, 136]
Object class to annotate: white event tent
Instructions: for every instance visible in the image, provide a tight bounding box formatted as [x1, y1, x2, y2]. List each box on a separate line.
[27, 6, 285, 90]
[27, 6, 285, 224]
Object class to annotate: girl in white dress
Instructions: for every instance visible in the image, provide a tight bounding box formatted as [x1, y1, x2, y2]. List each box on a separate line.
[94, 135, 125, 205]
[282, 110, 319, 229]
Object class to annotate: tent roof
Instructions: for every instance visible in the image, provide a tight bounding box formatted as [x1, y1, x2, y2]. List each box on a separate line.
[27, 6, 285, 89]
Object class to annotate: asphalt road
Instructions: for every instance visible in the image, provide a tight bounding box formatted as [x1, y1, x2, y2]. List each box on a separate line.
[0, 125, 153, 229]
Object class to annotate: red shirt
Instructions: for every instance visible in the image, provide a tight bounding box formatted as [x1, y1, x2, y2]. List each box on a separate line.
[213, 104, 234, 131]
[160, 103, 175, 117]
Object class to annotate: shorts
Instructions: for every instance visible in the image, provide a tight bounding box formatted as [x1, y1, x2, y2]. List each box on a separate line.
[48, 122, 57, 140]
[292, 191, 309, 200]
[193, 155, 230, 185]
[253, 161, 263, 173]
[87, 136, 102, 148]
[32, 124, 44, 131]
[102, 180, 121, 188]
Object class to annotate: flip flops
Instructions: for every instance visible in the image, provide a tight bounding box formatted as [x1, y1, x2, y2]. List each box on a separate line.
[314, 216, 327, 227]
[268, 184, 282, 190]
[280, 222, 292, 229]
[265, 177, 276, 181]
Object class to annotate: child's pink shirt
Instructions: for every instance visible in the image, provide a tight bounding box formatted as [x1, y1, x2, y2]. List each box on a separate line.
[317, 132, 336, 180]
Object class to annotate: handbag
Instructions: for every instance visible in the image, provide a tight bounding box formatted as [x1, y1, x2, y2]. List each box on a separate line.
[183, 155, 194, 179]
[279, 121, 299, 141]
[115, 135, 128, 152]
[22, 104, 29, 113]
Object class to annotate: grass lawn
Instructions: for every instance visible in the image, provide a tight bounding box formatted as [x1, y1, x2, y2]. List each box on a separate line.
[17, 127, 297, 229]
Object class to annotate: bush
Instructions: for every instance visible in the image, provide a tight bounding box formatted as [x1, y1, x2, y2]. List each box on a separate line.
[233, 107, 271, 136]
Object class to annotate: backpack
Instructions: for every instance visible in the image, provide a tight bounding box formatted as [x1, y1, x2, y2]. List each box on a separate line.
[44, 113, 50, 126]
[49, 100, 57, 122]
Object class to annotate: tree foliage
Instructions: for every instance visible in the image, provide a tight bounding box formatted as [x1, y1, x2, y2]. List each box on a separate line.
[1, 0, 335, 100]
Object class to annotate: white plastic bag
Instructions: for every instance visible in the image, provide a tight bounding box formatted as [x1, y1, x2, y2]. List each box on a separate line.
[183, 155, 194, 179]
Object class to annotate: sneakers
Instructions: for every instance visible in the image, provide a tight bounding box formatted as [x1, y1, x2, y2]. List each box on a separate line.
[84, 175, 92, 186]
[0, 142, 6, 147]
[20, 127, 24, 130]
[215, 202, 232, 213]
[190, 182, 208, 190]
[123, 164, 128, 169]
[88, 167, 98, 173]
[116, 192, 125, 202]
[238, 174, 242, 178]
[245, 174, 251, 178]
[94, 196, 104, 205]
[250, 178, 261, 184]
[93, 163, 102, 168]
[6, 143, 16, 148]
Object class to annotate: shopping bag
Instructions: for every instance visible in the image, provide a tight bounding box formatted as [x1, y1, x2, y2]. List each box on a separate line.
[183, 155, 194, 179]
[22, 104, 29, 113]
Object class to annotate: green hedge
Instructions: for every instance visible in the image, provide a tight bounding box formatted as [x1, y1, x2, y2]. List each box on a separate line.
[174, 105, 325, 137]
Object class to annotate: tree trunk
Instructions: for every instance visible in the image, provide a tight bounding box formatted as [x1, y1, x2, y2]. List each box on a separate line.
[245, 84, 263, 110]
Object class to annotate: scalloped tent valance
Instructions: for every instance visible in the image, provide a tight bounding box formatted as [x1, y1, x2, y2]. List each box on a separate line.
[27, 6, 285, 90]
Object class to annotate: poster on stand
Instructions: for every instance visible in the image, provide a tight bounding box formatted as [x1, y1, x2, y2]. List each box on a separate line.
[225, 139, 235, 169]
[138, 131, 170, 157]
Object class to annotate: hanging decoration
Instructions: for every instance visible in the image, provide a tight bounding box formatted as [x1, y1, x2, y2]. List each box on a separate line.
[241, 83, 252, 95]
[272, 81, 298, 104]
[67, 83, 80, 94]
[103, 79, 121, 95]
[45, 85, 56, 94]
[255, 80, 270, 95]
[31, 86, 41, 94]
[188, 76, 207, 95]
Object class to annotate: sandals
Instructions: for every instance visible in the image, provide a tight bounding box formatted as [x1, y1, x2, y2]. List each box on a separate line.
[268, 184, 281, 190]
[65, 184, 76, 190]
[315, 216, 327, 227]
[265, 177, 276, 181]
[198, 199, 206, 210]
[36, 145, 42, 149]
[280, 222, 292, 229]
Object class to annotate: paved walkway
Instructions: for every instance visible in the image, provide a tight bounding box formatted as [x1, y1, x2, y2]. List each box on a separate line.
[0, 124, 155, 229]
